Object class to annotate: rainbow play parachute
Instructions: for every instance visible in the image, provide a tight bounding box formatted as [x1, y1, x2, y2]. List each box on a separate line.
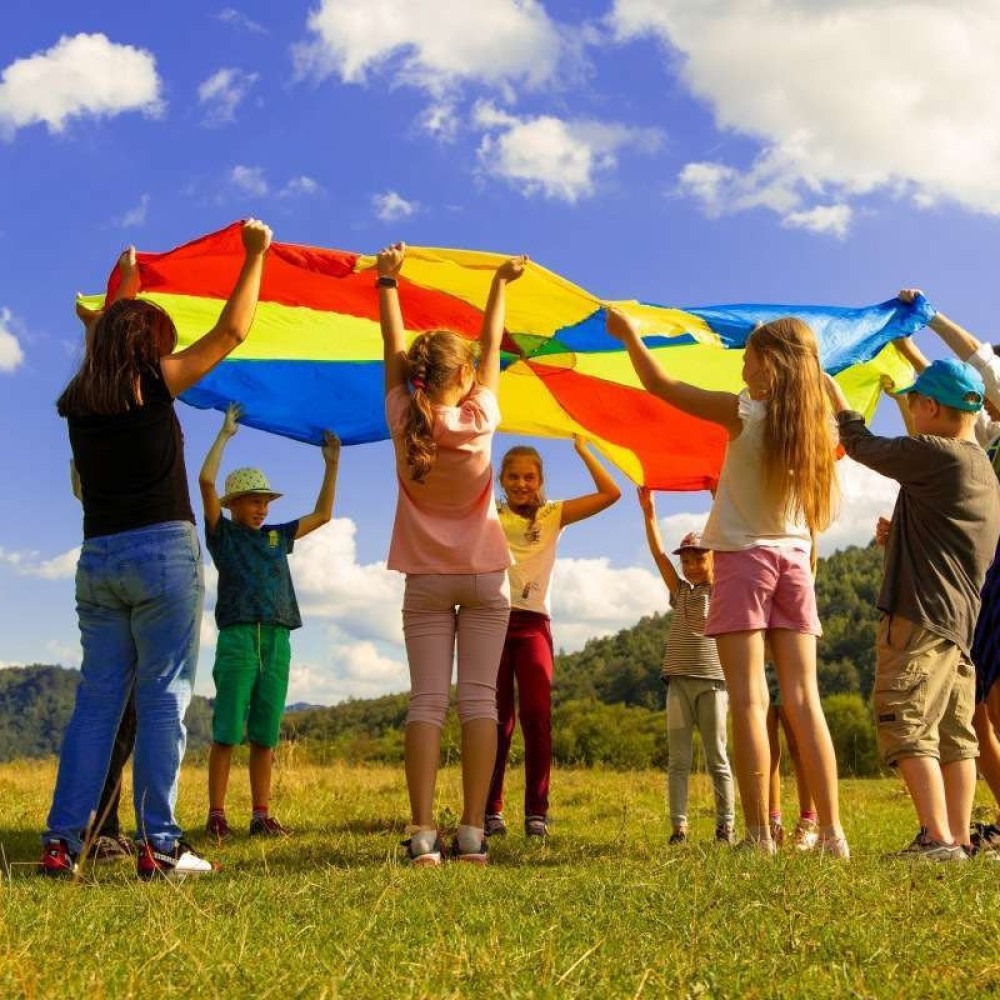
[86, 223, 928, 490]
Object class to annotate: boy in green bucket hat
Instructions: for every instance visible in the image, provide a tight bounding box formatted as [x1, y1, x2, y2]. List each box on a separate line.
[199, 403, 340, 840]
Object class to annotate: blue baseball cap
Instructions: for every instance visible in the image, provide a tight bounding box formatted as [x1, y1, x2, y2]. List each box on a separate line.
[894, 358, 985, 412]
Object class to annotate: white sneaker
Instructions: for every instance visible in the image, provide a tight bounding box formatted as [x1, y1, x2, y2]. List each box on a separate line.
[791, 819, 819, 852]
[818, 835, 851, 859]
[137, 840, 218, 880]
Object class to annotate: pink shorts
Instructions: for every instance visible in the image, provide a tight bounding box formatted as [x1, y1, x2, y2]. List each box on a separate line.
[704, 546, 821, 637]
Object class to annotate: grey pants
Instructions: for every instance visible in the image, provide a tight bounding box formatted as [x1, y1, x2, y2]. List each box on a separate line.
[666, 676, 735, 828]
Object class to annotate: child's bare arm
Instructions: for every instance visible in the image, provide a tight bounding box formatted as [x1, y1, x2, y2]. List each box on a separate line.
[478, 256, 527, 392]
[559, 436, 622, 527]
[199, 403, 240, 531]
[161, 219, 272, 398]
[638, 487, 680, 598]
[605, 308, 742, 436]
[377, 243, 408, 393]
[296, 432, 341, 539]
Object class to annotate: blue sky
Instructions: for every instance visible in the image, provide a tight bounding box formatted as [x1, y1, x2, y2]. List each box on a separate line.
[2, 0, 998, 703]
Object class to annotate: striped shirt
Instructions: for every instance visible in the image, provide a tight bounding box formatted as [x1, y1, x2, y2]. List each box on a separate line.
[660, 582, 724, 682]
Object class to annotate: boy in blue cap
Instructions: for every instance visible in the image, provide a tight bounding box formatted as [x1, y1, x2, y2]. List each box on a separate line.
[825, 355, 1000, 861]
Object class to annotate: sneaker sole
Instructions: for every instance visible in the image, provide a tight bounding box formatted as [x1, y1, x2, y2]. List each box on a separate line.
[410, 853, 442, 868]
[453, 854, 488, 865]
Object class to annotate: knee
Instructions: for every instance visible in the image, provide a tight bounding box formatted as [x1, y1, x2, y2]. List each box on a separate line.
[407, 692, 449, 728]
[456, 690, 497, 725]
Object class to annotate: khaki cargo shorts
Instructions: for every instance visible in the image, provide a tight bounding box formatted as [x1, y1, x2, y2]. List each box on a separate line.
[874, 615, 977, 767]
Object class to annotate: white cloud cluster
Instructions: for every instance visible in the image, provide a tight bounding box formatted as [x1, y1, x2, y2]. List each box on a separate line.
[0, 308, 26, 372]
[198, 67, 259, 125]
[228, 165, 322, 199]
[372, 190, 419, 222]
[0, 33, 163, 138]
[113, 194, 150, 228]
[612, 0, 1000, 233]
[216, 8, 267, 34]
[474, 102, 662, 202]
[294, 0, 563, 93]
[0, 545, 79, 579]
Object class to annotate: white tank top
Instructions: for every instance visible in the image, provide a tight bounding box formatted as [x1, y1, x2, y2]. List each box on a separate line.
[701, 390, 814, 552]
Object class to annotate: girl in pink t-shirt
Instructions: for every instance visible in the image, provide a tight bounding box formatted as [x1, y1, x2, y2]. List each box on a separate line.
[377, 241, 525, 866]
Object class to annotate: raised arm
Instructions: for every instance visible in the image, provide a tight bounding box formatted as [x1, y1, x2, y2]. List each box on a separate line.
[605, 308, 742, 437]
[560, 436, 622, 527]
[637, 487, 680, 597]
[377, 242, 408, 392]
[160, 219, 272, 398]
[897, 287, 983, 360]
[478, 255, 527, 392]
[199, 403, 241, 532]
[296, 432, 342, 538]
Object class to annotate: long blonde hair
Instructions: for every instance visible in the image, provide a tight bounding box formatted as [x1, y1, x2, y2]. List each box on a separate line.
[403, 330, 476, 483]
[747, 317, 837, 534]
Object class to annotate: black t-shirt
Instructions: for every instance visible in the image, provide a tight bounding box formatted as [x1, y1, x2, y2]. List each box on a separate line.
[67, 367, 195, 539]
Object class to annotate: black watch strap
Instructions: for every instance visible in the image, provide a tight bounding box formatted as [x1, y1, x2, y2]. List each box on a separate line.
[376, 276, 398, 289]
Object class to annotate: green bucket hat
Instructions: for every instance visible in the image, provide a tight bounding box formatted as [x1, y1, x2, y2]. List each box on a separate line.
[220, 467, 282, 507]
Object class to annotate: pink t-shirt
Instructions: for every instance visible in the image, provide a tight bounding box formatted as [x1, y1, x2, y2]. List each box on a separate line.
[386, 384, 512, 575]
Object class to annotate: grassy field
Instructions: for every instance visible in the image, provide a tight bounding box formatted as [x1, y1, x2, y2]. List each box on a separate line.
[3, 755, 1000, 999]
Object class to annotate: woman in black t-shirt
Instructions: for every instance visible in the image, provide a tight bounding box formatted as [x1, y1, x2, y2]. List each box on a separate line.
[40, 219, 272, 880]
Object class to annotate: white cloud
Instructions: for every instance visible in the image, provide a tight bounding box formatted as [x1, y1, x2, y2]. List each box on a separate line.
[0, 308, 26, 372]
[0, 545, 79, 579]
[419, 101, 459, 141]
[294, 0, 564, 94]
[114, 193, 150, 228]
[474, 101, 663, 202]
[782, 204, 853, 240]
[198, 67, 259, 125]
[372, 190, 419, 222]
[612, 0, 1000, 231]
[217, 8, 266, 33]
[229, 164, 269, 197]
[550, 557, 666, 651]
[279, 175, 322, 197]
[0, 33, 163, 138]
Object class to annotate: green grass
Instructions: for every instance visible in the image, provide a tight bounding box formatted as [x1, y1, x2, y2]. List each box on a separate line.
[3, 757, 1000, 998]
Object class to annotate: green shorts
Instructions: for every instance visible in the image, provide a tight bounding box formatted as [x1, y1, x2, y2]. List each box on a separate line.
[212, 623, 291, 748]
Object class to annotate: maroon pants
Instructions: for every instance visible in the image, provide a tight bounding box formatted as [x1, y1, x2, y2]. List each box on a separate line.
[487, 610, 554, 818]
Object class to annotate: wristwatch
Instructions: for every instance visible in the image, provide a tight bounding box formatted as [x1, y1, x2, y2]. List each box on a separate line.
[376, 276, 398, 289]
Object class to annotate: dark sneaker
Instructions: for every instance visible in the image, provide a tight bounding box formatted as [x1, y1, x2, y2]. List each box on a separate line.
[450, 838, 489, 865]
[715, 824, 735, 846]
[484, 813, 507, 838]
[38, 838, 79, 878]
[401, 832, 442, 867]
[249, 814, 289, 837]
[894, 828, 968, 863]
[88, 834, 136, 861]
[137, 840, 218, 880]
[971, 822, 1000, 854]
[205, 813, 232, 841]
[525, 815, 548, 838]
[669, 830, 688, 845]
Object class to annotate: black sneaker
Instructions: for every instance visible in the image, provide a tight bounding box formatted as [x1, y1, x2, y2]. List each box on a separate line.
[971, 822, 1000, 854]
[893, 828, 967, 862]
[715, 824, 735, 845]
[249, 814, 289, 837]
[38, 838, 79, 877]
[524, 815, 548, 838]
[484, 813, 507, 837]
[668, 831, 688, 845]
[137, 840, 218, 880]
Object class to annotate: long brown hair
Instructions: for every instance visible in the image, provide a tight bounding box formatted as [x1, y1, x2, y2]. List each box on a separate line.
[747, 317, 837, 534]
[57, 299, 177, 418]
[403, 330, 476, 482]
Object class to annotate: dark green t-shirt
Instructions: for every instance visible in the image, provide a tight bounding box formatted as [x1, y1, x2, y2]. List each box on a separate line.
[206, 516, 301, 630]
[838, 411, 1000, 656]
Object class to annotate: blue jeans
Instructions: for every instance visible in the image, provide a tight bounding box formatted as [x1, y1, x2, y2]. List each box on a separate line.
[45, 521, 204, 853]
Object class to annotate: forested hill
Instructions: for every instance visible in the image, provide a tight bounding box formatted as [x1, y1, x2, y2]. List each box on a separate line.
[0, 545, 884, 764]
[0, 665, 214, 762]
[281, 543, 884, 744]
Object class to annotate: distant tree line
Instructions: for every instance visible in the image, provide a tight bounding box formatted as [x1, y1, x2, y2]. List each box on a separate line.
[0, 544, 886, 773]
